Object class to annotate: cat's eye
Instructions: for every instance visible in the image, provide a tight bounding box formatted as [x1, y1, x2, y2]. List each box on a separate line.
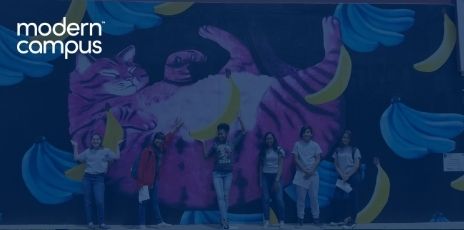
[128, 66, 136, 75]
[174, 56, 181, 64]
[99, 69, 119, 78]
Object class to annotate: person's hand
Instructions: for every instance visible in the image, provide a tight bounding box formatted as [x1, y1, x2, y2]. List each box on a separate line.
[342, 173, 349, 182]
[70, 140, 78, 147]
[304, 173, 311, 180]
[173, 118, 184, 132]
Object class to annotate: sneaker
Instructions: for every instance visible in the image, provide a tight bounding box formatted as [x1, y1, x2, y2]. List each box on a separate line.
[155, 222, 171, 227]
[87, 223, 96, 230]
[329, 221, 344, 226]
[313, 218, 321, 226]
[297, 218, 304, 226]
[99, 224, 110, 229]
[220, 219, 229, 230]
[279, 221, 285, 229]
[342, 219, 356, 229]
[263, 220, 269, 228]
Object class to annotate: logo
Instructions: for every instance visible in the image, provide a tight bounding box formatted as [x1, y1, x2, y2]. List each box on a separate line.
[16, 17, 103, 59]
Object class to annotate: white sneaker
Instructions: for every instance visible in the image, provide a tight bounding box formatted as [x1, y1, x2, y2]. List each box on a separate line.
[263, 220, 269, 228]
[155, 222, 171, 227]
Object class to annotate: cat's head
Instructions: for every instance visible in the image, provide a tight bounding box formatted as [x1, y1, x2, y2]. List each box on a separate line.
[70, 45, 149, 98]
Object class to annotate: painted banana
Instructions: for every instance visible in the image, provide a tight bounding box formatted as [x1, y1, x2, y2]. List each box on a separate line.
[22, 139, 81, 204]
[361, 4, 415, 18]
[0, 38, 53, 77]
[451, 174, 464, 191]
[356, 164, 390, 224]
[190, 77, 240, 141]
[334, 4, 378, 52]
[154, 2, 194, 16]
[380, 106, 429, 159]
[123, 1, 159, 14]
[33, 0, 86, 42]
[0, 66, 24, 86]
[347, 5, 404, 47]
[398, 103, 464, 139]
[87, 0, 134, 35]
[357, 4, 414, 32]
[305, 46, 351, 104]
[101, 0, 161, 29]
[65, 110, 123, 181]
[391, 105, 456, 153]
[414, 13, 456, 72]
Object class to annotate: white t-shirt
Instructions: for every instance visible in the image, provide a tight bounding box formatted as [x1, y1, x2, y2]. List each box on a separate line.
[332, 146, 361, 175]
[262, 146, 285, 174]
[76, 148, 118, 174]
[292, 140, 322, 188]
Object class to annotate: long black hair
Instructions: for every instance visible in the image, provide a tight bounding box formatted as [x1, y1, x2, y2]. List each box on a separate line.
[259, 132, 280, 164]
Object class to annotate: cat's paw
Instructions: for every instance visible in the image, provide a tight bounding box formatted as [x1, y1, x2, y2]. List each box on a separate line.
[322, 16, 341, 53]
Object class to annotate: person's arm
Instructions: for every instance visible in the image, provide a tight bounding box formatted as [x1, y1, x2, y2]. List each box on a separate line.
[294, 153, 310, 174]
[345, 149, 361, 179]
[202, 141, 216, 159]
[113, 139, 124, 160]
[71, 140, 85, 162]
[164, 118, 184, 147]
[309, 153, 321, 175]
[259, 156, 263, 187]
[333, 152, 345, 178]
[237, 115, 245, 133]
[275, 147, 285, 182]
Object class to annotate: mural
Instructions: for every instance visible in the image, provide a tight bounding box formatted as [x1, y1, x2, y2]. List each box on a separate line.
[0, 0, 463, 225]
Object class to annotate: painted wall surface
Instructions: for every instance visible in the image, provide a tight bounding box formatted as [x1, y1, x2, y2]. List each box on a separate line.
[0, 0, 463, 224]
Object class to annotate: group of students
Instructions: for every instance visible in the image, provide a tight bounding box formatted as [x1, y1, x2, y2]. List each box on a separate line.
[71, 117, 363, 230]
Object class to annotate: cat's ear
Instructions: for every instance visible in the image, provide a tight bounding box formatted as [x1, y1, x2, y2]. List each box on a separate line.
[76, 54, 95, 74]
[117, 45, 136, 63]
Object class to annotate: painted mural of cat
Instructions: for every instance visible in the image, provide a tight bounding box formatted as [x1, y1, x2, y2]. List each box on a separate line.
[68, 16, 344, 209]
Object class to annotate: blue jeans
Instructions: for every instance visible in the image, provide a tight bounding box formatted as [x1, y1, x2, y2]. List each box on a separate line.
[261, 173, 285, 222]
[138, 182, 163, 225]
[82, 173, 105, 225]
[331, 173, 361, 222]
[213, 171, 233, 221]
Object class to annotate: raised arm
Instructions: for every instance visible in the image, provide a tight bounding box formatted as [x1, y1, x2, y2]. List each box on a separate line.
[71, 140, 84, 162]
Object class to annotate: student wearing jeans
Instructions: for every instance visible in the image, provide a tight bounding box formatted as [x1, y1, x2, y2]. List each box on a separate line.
[331, 130, 361, 228]
[71, 134, 123, 230]
[201, 117, 245, 230]
[134, 120, 183, 229]
[292, 126, 322, 226]
[259, 132, 286, 228]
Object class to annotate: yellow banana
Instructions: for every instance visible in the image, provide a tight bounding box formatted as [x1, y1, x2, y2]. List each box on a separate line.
[190, 78, 240, 141]
[451, 174, 464, 191]
[154, 2, 194, 16]
[65, 110, 123, 181]
[356, 164, 390, 224]
[413, 13, 457, 72]
[34, 0, 87, 42]
[305, 46, 351, 105]
[270, 209, 278, 224]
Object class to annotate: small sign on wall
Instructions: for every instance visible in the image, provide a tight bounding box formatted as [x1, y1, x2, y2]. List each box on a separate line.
[443, 153, 464, 172]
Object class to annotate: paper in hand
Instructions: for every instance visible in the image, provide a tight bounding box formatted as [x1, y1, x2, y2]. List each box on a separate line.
[138, 185, 150, 203]
[336, 179, 352, 193]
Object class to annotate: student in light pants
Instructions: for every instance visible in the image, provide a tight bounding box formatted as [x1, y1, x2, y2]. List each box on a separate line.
[292, 126, 322, 226]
